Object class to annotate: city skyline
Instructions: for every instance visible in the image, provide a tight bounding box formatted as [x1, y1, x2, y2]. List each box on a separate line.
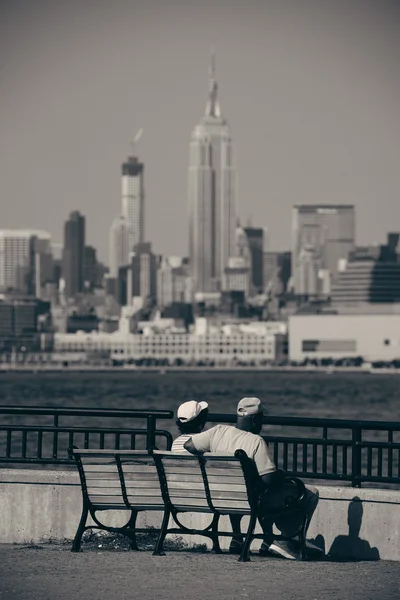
[1, 0, 400, 262]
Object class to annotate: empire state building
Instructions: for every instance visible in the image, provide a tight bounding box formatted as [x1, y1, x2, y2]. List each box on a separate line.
[188, 56, 237, 294]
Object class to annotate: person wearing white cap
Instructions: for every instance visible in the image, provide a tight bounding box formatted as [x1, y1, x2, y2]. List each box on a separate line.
[184, 397, 319, 560]
[171, 400, 209, 453]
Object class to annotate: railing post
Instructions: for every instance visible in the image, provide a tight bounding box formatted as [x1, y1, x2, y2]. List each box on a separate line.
[146, 415, 156, 450]
[53, 414, 59, 460]
[351, 426, 362, 488]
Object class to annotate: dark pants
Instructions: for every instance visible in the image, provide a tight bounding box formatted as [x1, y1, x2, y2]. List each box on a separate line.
[230, 485, 319, 543]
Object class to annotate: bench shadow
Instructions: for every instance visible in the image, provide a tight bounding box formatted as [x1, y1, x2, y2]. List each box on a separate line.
[309, 496, 380, 562]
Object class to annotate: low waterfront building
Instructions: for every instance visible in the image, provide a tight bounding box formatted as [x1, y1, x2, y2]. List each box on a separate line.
[289, 313, 400, 362]
[53, 328, 285, 364]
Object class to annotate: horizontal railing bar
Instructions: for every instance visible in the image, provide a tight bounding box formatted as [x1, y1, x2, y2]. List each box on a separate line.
[264, 436, 353, 446]
[0, 458, 74, 464]
[0, 426, 152, 433]
[0, 406, 173, 418]
[357, 441, 400, 450]
[285, 470, 353, 481]
[209, 413, 400, 431]
[1, 407, 399, 431]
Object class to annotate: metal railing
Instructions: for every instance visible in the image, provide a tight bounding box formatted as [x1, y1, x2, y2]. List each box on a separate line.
[0, 406, 399, 487]
[208, 413, 400, 488]
[0, 406, 173, 464]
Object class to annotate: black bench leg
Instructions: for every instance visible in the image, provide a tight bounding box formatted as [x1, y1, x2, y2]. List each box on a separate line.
[153, 509, 170, 556]
[210, 514, 222, 554]
[298, 513, 308, 561]
[71, 503, 89, 552]
[126, 510, 139, 550]
[239, 512, 257, 563]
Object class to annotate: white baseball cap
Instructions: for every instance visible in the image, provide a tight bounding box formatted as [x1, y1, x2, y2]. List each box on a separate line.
[177, 400, 209, 422]
[237, 397, 263, 417]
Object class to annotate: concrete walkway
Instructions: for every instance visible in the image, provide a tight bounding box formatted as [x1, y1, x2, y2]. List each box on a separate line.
[0, 544, 399, 600]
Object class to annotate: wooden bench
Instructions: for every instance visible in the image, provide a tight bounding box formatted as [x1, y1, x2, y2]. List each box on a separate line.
[71, 448, 164, 552]
[72, 448, 307, 561]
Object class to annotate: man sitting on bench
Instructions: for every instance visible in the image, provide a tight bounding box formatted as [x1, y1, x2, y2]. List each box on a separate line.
[184, 397, 319, 560]
[171, 400, 209, 451]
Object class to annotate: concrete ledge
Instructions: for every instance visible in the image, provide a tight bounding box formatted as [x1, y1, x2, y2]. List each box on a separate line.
[0, 469, 399, 561]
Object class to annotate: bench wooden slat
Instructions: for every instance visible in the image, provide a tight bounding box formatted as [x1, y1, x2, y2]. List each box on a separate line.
[167, 488, 207, 499]
[211, 500, 251, 510]
[208, 490, 248, 500]
[89, 495, 125, 504]
[207, 476, 247, 487]
[122, 472, 159, 481]
[170, 498, 210, 508]
[84, 471, 120, 481]
[164, 481, 205, 490]
[123, 480, 161, 489]
[165, 474, 204, 484]
[162, 466, 203, 476]
[83, 463, 156, 473]
[87, 490, 123, 498]
[91, 504, 129, 510]
[86, 481, 123, 489]
[124, 488, 163, 497]
[203, 467, 244, 477]
[126, 495, 164, 506]
[81, 463, 116, 471]
[119, 465, 158, 474]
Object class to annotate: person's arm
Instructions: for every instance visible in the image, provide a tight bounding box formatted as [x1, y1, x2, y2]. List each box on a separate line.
[183, 437, 203, 454]
[260, 469, 286, 488]
[183, 427, 214, 454]
[254, 439, 286, 489]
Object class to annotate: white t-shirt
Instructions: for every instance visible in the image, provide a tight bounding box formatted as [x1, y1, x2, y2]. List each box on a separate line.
[171, 434, 192, 453]
[190, 424, 276, 477]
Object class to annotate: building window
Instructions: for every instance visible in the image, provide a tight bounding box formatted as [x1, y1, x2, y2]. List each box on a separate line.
[302, 339, 357, 352]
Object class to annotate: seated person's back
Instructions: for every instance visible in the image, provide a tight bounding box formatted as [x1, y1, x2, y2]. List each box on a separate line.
[188, 421, 275, 478]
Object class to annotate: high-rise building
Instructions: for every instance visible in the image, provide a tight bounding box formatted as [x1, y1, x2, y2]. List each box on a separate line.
[223, 257, 250, 295]
[331, 261, 400, 307]
[121, 156, 144, 252]
[131, 243, 157, 305]
[0, 230, 51, 293]
[295, 245, 321, 297]
[83, 245, 98, 290]
[292, 205, 355, 295]
[62, 211, 85, 299]
[188, 55, 237, 294]
[157, 257, 190, 308]
[109, 215, 130, 277]
[264, 251, 291, 295]
[331, 237, 400, 308]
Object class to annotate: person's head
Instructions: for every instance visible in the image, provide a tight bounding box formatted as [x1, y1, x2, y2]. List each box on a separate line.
[236, 397, 264, 434]
[176, 400, 209, 435]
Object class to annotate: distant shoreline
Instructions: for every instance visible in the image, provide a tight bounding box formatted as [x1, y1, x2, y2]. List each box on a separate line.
[0, 364, 399, 375]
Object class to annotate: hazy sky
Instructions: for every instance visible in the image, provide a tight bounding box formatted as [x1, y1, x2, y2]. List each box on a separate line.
[1, 0, 400, 262]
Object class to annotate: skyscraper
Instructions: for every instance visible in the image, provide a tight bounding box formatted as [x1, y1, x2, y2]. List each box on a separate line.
[121, 155, 144, 252]
[109, 214, 130, 277]
[292, 205, 355, 295]
[0, 229, 51, 293]
[62, 211, 85, 299]
[188, 55, 237, 293]
[131, 242, 157, 305]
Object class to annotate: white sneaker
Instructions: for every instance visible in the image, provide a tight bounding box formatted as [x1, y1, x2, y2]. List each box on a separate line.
[268, 541, 298, 560]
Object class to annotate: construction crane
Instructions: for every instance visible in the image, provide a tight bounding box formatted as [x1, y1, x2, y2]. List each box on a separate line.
[130, 128, 143, 154]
